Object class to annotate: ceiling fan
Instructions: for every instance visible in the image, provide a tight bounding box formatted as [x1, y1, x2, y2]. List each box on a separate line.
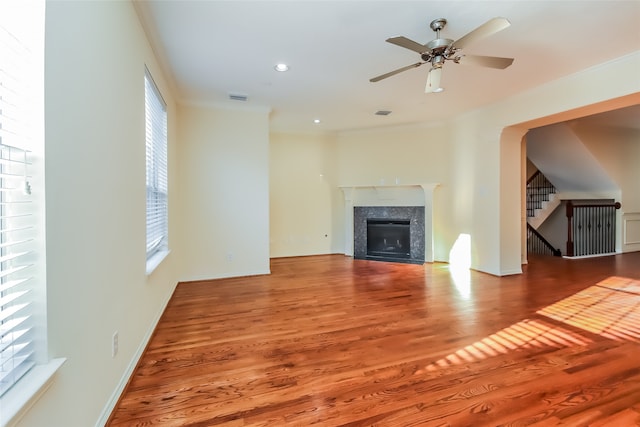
[370, 17, 514, 93]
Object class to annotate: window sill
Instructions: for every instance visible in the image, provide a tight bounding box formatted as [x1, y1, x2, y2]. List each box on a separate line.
[0, 358, 66, 427]
[146, 249, 170, 276]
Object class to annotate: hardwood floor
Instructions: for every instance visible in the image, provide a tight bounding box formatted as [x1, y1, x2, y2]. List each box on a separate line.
[108, 253, 640, 426]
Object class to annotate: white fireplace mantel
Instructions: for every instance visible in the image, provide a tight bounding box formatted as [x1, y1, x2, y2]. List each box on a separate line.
[339, 184, 439, 262]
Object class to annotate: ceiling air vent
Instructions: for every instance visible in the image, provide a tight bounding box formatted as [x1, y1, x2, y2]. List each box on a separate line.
[375, 110, 392, 116]
[229, 93, 248, 102]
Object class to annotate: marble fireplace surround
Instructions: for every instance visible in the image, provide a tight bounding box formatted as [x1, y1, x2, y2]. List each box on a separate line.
[340, 184, 438, 263]
[354, 206, 424, 263]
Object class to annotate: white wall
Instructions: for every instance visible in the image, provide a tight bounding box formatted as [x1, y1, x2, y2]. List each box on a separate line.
[269, 132, 336, 257]
[572, 124, 640, 212]
[467, 52, 640, 275]
[269, 124, 453, 261]
[327, 51, 638, 276]
[177, 104, 270, 281]
[269, 49, 639, 275]
[334, 123, 451, 261]
[22, 5, 640, 423]
[500, 127, 528, 273]
[17, 1, 180, 426]
[528, 122, 639, 255]
[527, 124, 618, 193]
[330, 64, 637, 274]
[572, 123, 640, 253]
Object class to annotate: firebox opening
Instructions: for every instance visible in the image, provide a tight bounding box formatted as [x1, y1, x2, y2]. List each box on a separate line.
[366, 218, 411, 261]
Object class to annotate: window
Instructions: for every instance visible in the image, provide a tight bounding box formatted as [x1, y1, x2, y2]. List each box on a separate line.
[145, 69, 168, 270]
[0, 0, 49, 407]
[0, 146, 34, 398]
[0, 19, 37, 401]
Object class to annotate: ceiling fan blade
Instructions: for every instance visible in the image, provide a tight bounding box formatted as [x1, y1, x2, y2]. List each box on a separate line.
[451, 17, 511, 50]
[425, 67, 443, 93]
[370, 62, 425, 82]
[386, 36, 427, 54]
[459, 54, 514, 69]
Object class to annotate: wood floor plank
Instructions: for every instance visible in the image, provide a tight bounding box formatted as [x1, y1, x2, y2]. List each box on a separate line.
[108, 253, 640, 426]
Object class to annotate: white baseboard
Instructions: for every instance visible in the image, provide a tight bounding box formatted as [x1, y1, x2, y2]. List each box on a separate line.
[499, 268, 524, 276]
[95, 283, 176, 427]
[179, 268, 271, 283]
[563, 252, 618, 260]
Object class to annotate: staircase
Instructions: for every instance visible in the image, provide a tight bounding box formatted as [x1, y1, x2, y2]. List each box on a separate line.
[526, 171, 561, 256]
[527, 171, 559, 228]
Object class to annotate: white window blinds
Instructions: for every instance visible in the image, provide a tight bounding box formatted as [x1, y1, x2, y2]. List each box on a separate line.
[0, 24, 36, 397]
[145, 70, 168, 261]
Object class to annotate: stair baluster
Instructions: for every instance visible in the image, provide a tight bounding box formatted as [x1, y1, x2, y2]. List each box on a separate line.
[566, 201, 621, 257]
[526, 171, 561, 256]
[526, 171, 556, 218]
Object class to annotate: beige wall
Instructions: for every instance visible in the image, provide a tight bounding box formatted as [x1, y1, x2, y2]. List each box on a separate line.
[23, 1, 180, 426]
[334, 123, 450, 186]
[269, 124, 453, 261]
[23, 1, 640, 425]
[29, 4, 272, 426]
[571, 123, 640, 253]
[269, 49, 640, 275]
[269, 132, 337, 257]
[470, 52, 640, 275]
[572, 124, 640, 212]
[177, 104, 271, 280]
[334, 123, 452, 261]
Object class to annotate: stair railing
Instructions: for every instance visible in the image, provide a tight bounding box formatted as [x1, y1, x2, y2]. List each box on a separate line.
[526, 171, 556, 218]
[566, 201, 621, 257]
[527, 223, 561, 256]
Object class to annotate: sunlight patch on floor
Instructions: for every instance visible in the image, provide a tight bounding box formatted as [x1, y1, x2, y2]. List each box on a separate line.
[420, 276, 640, 374]
[538, 276, 640, 343]
[421, 318, 591, 372]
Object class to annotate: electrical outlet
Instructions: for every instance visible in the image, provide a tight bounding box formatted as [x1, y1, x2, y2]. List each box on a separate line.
[226, 252, 234, 262]
[112, 331, 118, 358]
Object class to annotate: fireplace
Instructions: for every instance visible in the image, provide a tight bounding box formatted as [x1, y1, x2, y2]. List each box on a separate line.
[366, 219, 411, 261]
[354, 206, 425, 264]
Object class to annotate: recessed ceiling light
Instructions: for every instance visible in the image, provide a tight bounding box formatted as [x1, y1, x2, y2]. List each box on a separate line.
[313, 119, 321, 124]
[274, 63, 289, 72]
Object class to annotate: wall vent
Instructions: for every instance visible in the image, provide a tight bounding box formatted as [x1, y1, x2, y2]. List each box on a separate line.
[375, 110, 392, 116]
[229, 93, 248, 101]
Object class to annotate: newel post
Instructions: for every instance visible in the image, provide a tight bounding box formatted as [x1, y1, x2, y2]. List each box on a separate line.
[566, 201, 574, 257]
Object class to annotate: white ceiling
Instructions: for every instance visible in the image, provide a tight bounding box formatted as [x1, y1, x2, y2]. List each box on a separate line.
[135, 1, 640, 134]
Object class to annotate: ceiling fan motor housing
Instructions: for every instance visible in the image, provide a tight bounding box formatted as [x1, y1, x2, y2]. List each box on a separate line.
[423, 38, 455, 70]
[425, 38, 453, 53]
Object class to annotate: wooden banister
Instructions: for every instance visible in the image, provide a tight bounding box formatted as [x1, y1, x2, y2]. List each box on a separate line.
[526, 170, 541, 186]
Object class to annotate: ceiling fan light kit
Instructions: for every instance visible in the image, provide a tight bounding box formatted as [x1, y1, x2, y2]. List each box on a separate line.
[425, 67, 443, 93]
[371, 17, 514, 93]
